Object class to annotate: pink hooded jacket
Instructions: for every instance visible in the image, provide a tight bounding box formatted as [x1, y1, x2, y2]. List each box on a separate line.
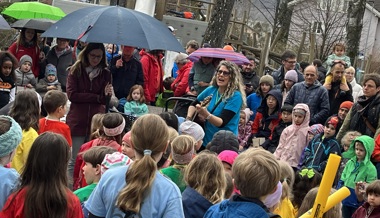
[274, 103, 310, 168]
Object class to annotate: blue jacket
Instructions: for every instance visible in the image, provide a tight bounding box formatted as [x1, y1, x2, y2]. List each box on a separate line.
[246, 93, 262, 121]
[182, 186, 212, 218]
[285, 80, 330, 125]
[301, 133, 341, 173]
[204, 195, 279, 218]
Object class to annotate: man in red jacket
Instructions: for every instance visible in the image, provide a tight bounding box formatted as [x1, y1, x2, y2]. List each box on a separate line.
[171, 53, 193, 97]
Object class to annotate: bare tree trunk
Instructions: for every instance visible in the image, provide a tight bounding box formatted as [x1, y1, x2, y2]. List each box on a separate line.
[346, 0, 366, 64]
[272, 0, 293, 51]
[202, 0, 235, 48]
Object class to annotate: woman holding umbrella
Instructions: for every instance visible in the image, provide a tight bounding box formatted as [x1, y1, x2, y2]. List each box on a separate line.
[65, 43, 113, 180]
[8, 28, 41, 78]
[186, 61, 245, 148]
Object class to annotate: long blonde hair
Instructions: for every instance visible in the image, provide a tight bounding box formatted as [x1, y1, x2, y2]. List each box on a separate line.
[210, 61, 246, 108]
[116, 114, 169, 214]
[184, 151, 226, 204]
[278, 160, 295, 201]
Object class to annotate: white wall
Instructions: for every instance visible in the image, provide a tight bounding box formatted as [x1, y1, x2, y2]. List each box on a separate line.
[359, 7, 379, 56]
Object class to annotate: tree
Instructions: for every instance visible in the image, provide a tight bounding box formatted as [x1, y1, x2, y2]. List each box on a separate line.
[287, 0, 348, 61]
[202, 0, 235, 48]
[345, 0, 366, 63]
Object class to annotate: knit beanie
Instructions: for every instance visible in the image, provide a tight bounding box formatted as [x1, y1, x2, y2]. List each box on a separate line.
[308, 124, 324, 135]
[101, 152, 133, 174]
[0, 116, 22, 158]
[284, 70, 298, 83]
[340, 101, 354, 110]
[19, 55, 33, 67]
[326, 116, 339, 129]
[45, 64, 57, 77]
[259, 75, 274, 88]
[179, 121, 205, 142]
[218, 150, 239, 166]
[281, 104, 294, 113]
[208, 130, 239, 154]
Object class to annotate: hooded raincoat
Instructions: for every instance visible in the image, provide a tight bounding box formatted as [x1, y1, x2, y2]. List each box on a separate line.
[339, 135, 377, 208]
[274, 103, 310, 168]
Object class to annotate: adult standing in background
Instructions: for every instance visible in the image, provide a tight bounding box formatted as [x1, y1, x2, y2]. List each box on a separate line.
[326, 61, 353, 116]
[285, 65, 329, 125]
[188, 56, 215, 95]
[66, 43, 113, 180]
[8, 28, 41, 78]
[337, 73, 380, 141]
[43, 38, 76, 92]
[345, 66, 363, 103]
[110, 45, 144, 99]
[140, 49, 164, 105]
[271, 50, 304, 88]
[241, 55, 260, 96]
[171, 53, 193, 97]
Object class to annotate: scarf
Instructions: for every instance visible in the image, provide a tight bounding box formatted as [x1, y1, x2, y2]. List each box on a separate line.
[85, 66, 101, 81]
[55, 46, 71, 58]
[47, 79, 59, 86]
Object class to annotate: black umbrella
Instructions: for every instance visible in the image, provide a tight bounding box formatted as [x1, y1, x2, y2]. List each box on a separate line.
[11, 18, 56, 32]
[42, 6, 184, 52]
[0, 15, 11, 30]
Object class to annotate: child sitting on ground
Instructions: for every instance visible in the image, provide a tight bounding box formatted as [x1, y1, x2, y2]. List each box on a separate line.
[15, 55, 36, 91]
[300, 116, 341, 173]
[182, 151, 227, 218]
[323, 42, 351, 90]
[292, 168, 322, 213]
[338, 135, 377, 218]
[274, 103, 310, 171]
[39, 90, 72, 147]
[262, 104, 293, 153]
[297, 187, 342, 217]
[0, 116, 22, 210]
[124, 84, 148, 117]
[238, 108, 252, 150]
[160, 135, 196, 192]
[274, 160, 296, 218]
[156, 76, 175, 108]
[204, 148, 281, 218]
[352, 180, 380, 217]
[73, 146, 116, 203]
[121, 131, 135, 160]
[179, 120, 204, 151]
[35, 64, 62, 97]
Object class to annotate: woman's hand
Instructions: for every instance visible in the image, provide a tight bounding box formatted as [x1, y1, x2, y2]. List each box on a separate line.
[105, 83, 113, 96]
[195, 104, 210, 118]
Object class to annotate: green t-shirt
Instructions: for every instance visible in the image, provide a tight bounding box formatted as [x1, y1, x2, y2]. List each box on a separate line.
[74, 183, 97, 203]
[160, 166, 186, 192]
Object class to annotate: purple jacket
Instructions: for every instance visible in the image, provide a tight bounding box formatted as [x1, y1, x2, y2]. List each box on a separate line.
[66, 66, 111, 136]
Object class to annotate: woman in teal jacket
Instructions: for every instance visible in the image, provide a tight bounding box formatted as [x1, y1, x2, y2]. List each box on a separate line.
[338, 135, 377, 218]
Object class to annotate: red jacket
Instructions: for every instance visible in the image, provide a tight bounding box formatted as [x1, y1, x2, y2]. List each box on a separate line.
[352, 202, 380, 218]
[372, 134, 380, 162]
[140, 50, 164, 102]
[66, 66, 111, 136]
[8, 42, 40, 77]
[73, 138, 121, 190]
[0, 188, 84, 218]
[39, 118, 72, 147]
[171, 61, 193, 97]
[251, 111, 282, 139]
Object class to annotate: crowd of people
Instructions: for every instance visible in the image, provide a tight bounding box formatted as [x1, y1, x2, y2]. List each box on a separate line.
[0, 27, 380, 217]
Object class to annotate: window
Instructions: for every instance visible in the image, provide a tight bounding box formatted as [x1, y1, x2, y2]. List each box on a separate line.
[319, 0, 349, 12]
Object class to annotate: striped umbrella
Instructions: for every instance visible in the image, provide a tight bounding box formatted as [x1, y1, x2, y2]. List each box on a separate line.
[188, 48, 250, 65]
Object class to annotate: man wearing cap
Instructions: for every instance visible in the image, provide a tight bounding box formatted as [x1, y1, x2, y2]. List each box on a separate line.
[43, 38, 76, 92]
[285, 65, 330, 125]
[271, 50, 304, 87]
[241, 55, 259, 96]
[110, 45, 144, 100]
[171, 53, 193, 97]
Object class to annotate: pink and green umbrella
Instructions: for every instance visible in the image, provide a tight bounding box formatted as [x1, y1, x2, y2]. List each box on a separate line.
[2, 2, 65, 21]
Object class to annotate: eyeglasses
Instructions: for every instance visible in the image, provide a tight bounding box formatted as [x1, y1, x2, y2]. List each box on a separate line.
[89, 53, 103, 60]
[217, 70, 231, 76]
[285, 60, 297, 64]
